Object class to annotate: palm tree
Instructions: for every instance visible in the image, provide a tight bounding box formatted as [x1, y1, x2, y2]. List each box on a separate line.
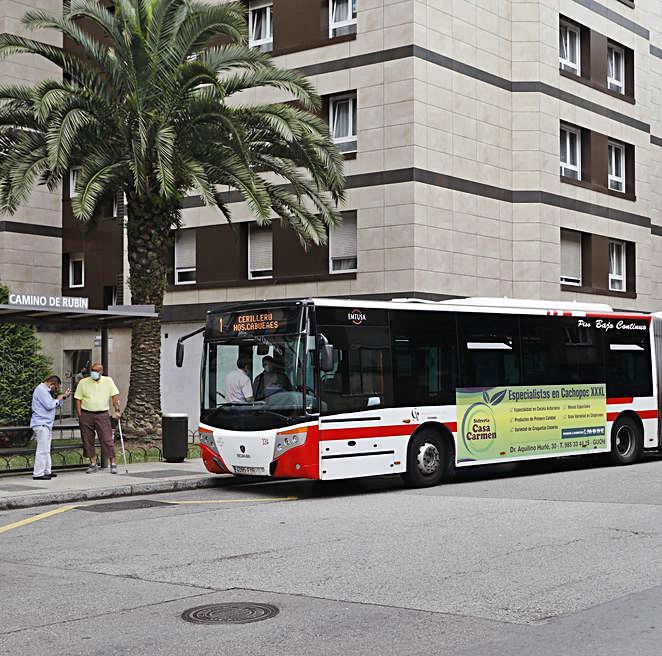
[0, 0, 346, 434]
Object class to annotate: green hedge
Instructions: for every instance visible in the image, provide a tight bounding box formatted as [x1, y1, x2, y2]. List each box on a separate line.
[0, 284, 53, 426]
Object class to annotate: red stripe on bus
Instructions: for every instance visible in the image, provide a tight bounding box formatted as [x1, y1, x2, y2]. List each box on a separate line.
[319, 421, 460, 441]
[607, 410, 658, 422]
[607, 397, 633, 405]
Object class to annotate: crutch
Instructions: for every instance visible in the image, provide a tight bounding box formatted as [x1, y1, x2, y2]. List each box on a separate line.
[117, 418, 129, 474]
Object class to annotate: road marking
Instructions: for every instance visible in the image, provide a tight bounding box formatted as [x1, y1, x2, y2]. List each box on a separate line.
[164, 496, 298, 505]
[0, 504, 78, 535]
[0, 497, 297, 535]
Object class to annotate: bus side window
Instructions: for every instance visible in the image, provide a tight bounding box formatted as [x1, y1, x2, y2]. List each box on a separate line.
[521, 317, 604, 386]
[318, 326, 392, 414]
[605, 323, 652, 398]
[458, 313, 520, 388]
[391, 311, 457, 406]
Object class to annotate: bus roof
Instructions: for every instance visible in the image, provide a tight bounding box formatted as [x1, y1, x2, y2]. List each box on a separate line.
[204, 297, 650, 320]
[310, 297, 650, 318]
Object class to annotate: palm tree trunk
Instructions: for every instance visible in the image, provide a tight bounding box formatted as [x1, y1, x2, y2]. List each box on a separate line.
[122, 195, 178, 436]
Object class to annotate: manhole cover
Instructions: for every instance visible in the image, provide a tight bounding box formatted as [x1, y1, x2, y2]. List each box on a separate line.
[79, 499, 169, 512]
[181, 603, 279, 625]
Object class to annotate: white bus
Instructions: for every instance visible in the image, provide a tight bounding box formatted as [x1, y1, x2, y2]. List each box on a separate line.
[177, 297, 660, 487]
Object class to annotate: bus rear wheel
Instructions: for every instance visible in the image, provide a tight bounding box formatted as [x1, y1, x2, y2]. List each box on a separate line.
[403, 429, 448, 488]
[608, 415, 642, 466]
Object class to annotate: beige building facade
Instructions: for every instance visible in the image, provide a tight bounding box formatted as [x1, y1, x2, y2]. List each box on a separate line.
[162, 0, 662, 321]
[0, 0, 63, 297]
[2, 1, 661, 425]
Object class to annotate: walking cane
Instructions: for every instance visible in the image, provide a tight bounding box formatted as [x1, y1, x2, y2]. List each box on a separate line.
[117, 418, 129, 474]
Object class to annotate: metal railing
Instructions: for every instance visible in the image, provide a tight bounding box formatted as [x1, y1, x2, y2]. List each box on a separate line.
[0, 443, 202, 473]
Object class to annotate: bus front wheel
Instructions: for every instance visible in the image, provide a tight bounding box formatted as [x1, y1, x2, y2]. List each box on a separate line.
[608, 415, 642, 466]
[402, 429, 448, 488]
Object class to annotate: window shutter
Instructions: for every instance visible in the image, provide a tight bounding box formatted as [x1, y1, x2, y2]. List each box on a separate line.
[250, 225, 273, 275]
[561, 230, 581, 283]
[330, 215, 357, 271]
[175, 230, 196, 270]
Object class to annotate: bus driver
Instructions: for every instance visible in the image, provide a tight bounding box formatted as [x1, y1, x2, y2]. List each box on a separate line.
[253, 356, 292, 400]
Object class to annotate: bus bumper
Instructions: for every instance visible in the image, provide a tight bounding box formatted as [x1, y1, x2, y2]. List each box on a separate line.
[199, 424, 319, 479]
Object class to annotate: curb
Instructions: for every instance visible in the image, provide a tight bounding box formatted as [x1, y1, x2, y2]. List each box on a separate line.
[0, 474, 233, 511]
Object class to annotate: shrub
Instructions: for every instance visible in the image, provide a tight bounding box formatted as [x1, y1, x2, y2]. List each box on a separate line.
[0, 284, 53, 425]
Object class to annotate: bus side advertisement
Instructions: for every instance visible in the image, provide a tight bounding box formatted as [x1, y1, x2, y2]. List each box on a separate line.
[456, 383, 607, 463]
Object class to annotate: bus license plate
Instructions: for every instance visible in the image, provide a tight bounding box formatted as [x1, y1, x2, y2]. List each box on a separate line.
[233, 466, 265, 474]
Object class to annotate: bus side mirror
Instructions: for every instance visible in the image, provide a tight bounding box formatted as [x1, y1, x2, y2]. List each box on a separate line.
[176, 341, 184, 368]
[319, 334, 335, 372]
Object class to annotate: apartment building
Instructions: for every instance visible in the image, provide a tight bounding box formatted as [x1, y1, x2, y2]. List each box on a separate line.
[148, 0, 662, 327]
[0, 0, 62, 298]
[144, 0, 662, 421]
[0, 1, 131, 398]
[3, 1, 662, 421]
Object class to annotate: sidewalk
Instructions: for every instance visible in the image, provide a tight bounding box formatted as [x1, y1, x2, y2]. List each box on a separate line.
[0, 459, 231, 510]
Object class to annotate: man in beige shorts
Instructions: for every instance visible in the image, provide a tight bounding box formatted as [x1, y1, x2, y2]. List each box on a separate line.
[74, 362, 121, 474]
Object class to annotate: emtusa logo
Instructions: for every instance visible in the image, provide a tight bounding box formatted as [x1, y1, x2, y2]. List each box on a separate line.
[347, 309, 367, 325]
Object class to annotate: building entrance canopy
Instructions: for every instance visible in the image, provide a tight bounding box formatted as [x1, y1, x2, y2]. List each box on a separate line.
[0, 303, 157, 372]
[0, 303, 156, 329]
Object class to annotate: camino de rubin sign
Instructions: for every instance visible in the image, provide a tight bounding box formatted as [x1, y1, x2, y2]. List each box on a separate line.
[8, 293, 89, 309]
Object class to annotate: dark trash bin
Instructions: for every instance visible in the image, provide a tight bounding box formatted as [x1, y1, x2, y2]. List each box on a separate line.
[162, 413, 188, 463]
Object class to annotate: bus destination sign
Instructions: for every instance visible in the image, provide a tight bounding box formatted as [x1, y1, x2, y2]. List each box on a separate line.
[209, 308, 299, 337]
[226, 312, 279, 333]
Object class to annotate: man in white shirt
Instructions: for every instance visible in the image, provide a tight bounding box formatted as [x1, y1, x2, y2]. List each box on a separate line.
[224, 358, 254, 403]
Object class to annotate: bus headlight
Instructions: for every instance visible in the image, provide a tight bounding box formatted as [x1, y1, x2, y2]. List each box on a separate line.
[274, 428, 307, 458]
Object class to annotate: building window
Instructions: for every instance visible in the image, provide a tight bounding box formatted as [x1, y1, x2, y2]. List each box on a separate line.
[329, 214, 357, 273]
[174, 229, 196, 285]
[609, 240, 626, 291]
[559, 21, 580, 75]
[608, 142, 625, 192]
[330, 0, 357, 38]
[560, 229, 582, 286]
[69, 167, 81, 198]
[560, 126, 581, 180]
[607, 44, 625, 94]
[248, 224, 273, 279]
[248, 1, 273, 51]
[329, 93, 357, 153]
[69, 254, 84, 288]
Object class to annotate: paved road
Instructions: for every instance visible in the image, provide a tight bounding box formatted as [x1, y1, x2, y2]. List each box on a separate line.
[2, 455, 662, 655]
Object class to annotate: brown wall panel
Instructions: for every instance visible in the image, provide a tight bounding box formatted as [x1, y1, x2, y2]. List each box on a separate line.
[196, 223, 248, 285]
[273, 221, 329, 278]
[589, 131, 608, 188]
[579, 25, 591, 80]
[273, 0, 324, 53]
[580, 232, 592, 287]
[625, 143, 635, 196]
[588, 31, 608, 88]
[62, 202, 123, 309]
[580, 128, 592, 184]
[626, 241, 636, 294]
[590, 234, 610, 291]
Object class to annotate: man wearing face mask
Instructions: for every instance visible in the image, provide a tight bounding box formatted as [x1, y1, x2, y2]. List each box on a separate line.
[253, 355, 292, 401]
[74, 362, 121, 474]
[30, 375, 71, 480]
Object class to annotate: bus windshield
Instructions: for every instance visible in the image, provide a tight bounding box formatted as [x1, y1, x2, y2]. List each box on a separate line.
[201, 306, 316, 430]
